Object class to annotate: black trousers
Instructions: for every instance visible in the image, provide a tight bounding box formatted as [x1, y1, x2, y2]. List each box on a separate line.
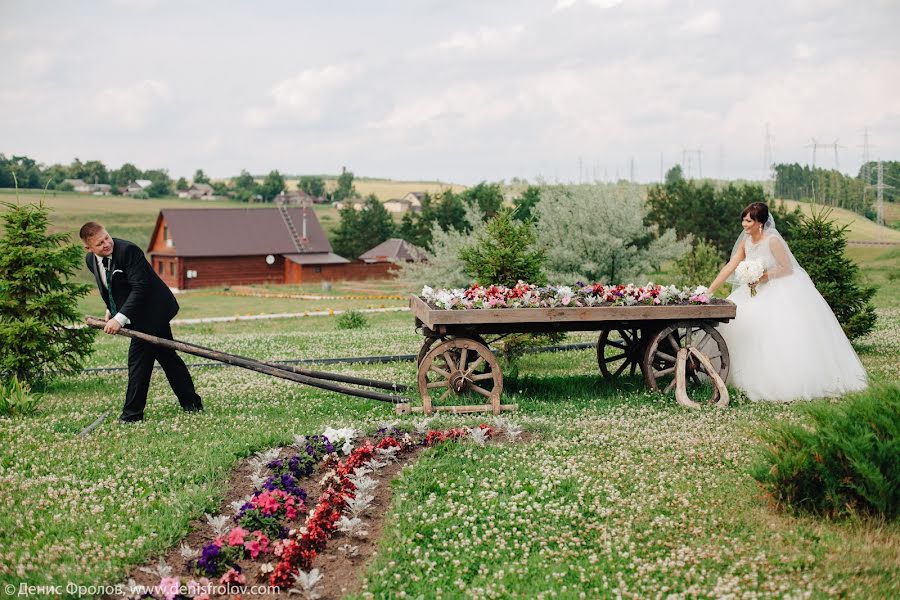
[121, 322, 202, 421]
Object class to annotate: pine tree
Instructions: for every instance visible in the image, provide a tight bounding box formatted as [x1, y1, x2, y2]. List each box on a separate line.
[0, 200, 95, 386]
[458, 208, 546, 286]
[790, 208, 877, 340]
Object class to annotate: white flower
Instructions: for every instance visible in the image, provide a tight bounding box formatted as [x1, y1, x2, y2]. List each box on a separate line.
[734, 259, 764, 285]
[470, 427, 489, 446]
[289, 568, 324, 599]
[693, 285, 709, 296]
[342, 441, 354, 455]
[204, 514, 230, 537]
[179, 543, 199, 560]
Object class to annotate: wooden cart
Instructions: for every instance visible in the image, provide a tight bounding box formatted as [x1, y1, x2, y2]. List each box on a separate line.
[400, 295, 737, 415]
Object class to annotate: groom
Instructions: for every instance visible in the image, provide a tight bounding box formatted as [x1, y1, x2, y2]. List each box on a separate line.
[80, 221, 203, 422]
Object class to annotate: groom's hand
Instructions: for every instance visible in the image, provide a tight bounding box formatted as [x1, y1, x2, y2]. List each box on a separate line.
[103, 318, 122, 334]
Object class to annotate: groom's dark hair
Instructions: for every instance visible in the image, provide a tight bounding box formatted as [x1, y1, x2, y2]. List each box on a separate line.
[741, 202, 769, 224]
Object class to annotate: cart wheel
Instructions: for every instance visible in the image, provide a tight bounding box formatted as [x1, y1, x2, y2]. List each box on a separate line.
[643, 321, 730, 394]
[596, 328, 646, 378]
[417, 334, 488, 365]
[417, 338, 503, 415]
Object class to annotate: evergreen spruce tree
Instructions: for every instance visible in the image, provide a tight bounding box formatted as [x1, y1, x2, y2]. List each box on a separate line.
[790, 208, 877, 340]
[0, 201, 95, 386]
[458, 208, 546, 286]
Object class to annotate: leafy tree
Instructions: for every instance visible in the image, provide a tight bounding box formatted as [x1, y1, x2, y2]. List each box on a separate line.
[647, 179, 801, 256]
[231, 169, 258, 202]
[0, 199, 94, 387]
[790, 208, 877, 340]
[299, 175, 326, 198]
[233, 169, 256, 191]
[333, 167, 356, 202]
[459, 208, 546, 286]
[110, 163, 142, 188]
[43, 164, 69, 189]
[432, 190, 469, 234]
[665, 164, 684, 185]
[81, 160, 109, 184]
[394, 205, 488, 289]
[259, 170, 285, 202]
[192, 169, 211, 185]
[176, 177, 189, 191]
[142, 169, 172, 198]
[331, 195, 394, 259]
[3, 155, 42, 188]
[460, 181, 503, 219]
[512, 185, 541, 222]
[537, 183, 690, 284]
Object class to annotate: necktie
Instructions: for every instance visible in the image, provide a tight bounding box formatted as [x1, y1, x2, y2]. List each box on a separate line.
[102, 257, 117, 315]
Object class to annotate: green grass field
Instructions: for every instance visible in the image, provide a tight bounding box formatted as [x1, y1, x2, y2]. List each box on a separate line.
[1, 242, 898, 597]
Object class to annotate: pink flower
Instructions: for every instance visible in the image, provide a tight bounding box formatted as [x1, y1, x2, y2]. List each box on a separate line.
[227, 526, 249, 547]
[158, 577, 180, 600]
[185, 578, 210, 598]
[561, 297, 571, 306]
[220, 567, 246, 585]
[245, 539, 262, 558]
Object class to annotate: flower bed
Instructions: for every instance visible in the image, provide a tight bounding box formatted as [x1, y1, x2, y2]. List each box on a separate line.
[125, 424, 505, 599]
[421, 281, 713, 310]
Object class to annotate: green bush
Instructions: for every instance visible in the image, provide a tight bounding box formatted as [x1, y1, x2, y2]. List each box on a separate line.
[0, 376, 42, 417]
[750, 385, 900, 519]
[337, 310, 368, 330]
[672, 238, 724, 289]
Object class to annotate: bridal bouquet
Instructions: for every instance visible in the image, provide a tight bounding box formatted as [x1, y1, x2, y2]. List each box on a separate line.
[734, 259, 764, 296]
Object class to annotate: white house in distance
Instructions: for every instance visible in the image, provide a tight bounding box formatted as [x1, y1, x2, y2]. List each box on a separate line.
[62, 179, 112, 195]
[124, 179, 153, 196]
[177, 183, 216, 200]
[383, 191, 425, 213]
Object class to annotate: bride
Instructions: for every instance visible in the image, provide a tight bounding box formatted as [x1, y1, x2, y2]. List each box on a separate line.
[706, 202, 868, 402]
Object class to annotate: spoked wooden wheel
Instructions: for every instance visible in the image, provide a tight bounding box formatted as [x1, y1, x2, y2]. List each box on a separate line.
[417, 337, 503, 415]
[417, 334, 488, 365]
[643, 321, 730, 394]
[596, 328, 646, 378]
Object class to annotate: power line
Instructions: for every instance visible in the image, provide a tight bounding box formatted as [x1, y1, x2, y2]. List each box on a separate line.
[868, 159, 893, 236]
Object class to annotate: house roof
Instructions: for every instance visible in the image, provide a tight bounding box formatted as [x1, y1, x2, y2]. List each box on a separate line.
[284, 252, 349, 265]
[358, 238, 428, 263]
[149, 207, 334, 257]
[190, 183, 214, 193]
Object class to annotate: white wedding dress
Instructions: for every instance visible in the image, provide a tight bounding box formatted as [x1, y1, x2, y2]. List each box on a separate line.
[716, 234, 868, 402]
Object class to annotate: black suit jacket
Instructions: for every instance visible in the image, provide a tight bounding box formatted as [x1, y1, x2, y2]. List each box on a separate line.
[86, 238, 179, 334]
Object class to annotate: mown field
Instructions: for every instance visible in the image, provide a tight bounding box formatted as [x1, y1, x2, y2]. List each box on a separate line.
[1, 241, 898, 598]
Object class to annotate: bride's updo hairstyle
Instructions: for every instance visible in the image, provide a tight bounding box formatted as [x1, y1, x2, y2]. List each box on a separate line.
[741, 202, 769, 225]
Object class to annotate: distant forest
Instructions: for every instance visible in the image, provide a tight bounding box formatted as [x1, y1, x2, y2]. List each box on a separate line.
[773, 161, 899, 218]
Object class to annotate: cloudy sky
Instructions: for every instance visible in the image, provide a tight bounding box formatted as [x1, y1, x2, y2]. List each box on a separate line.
[2, 0, 899, 184]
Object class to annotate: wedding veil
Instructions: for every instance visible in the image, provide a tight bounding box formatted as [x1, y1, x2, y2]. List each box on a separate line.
[725, 212, 805, 285]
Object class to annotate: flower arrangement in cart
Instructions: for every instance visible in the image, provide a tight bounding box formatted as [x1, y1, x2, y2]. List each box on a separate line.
[421, 280, 714, 310]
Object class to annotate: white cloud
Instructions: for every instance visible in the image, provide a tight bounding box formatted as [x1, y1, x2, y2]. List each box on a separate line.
[587, 0, 624, 8]
[680, 10, 721, 35]
[552, 0, 578, 12]
[94, 79, 172, 129]
[19, 49, 56, 77]
[793, 42, 816, 60]
[435, 24, 526, 53]
[245, 63, 359, 128]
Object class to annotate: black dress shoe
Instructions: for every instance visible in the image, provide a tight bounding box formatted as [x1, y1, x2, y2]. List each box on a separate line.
[183, 404, 204, 413]
[117, 416, 143, 423]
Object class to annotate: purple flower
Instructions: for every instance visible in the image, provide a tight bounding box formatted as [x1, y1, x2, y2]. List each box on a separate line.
[197, 543, 222, 576]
